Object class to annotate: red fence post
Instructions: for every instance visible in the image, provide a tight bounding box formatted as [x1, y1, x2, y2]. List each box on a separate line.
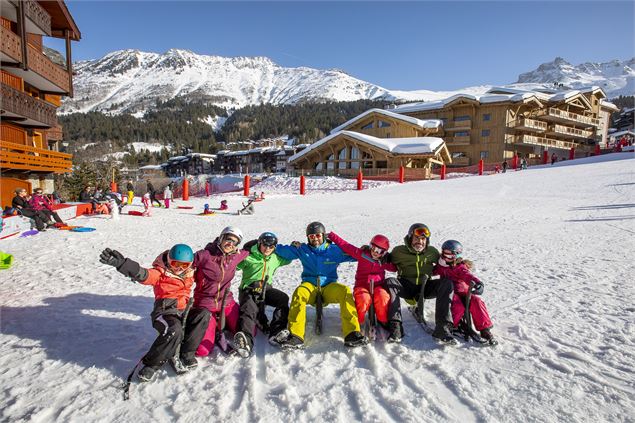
[357, 170, 363, 190]
[205, 180, 210, 197]
[182, 178, 189, 201]
[243, 175, 250, 197]
[299, 175, 306, 195]
[542, 150, 549, 165]
[110, 182, 117, 193]
[594, 144, 601, 156]
[512, 155, 518, 170]
[569, 147, 575, 160]
[478, 159, 484, 176]
[399, 165, 405, 183]
[440, 164, 446, 180]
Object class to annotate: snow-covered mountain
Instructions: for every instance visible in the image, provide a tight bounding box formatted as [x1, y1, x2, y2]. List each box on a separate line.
[61, 50, 634, 116]
[517, 57, 634, 97]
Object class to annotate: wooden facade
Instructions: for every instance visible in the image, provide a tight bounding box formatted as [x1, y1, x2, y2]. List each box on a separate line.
[0, 0, 80, 205]
[395, 87, 615, 166]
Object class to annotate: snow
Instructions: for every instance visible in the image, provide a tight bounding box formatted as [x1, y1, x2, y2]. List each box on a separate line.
[330, 108, 443, 135]
[130, 142, 168, 153]
[1, 153, 634, 422]
[201, 115, 228, 132]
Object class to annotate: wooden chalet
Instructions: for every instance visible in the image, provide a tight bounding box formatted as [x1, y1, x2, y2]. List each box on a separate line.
[0, 0, 80, 207]
[288, 108, 451, 177]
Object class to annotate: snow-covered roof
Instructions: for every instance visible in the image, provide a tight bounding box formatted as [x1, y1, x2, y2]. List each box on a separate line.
[187, 153, 217, 159]
[608, 130, 635, 138]
[599, 99, 619, 111]
[289, 130, 445, 163]
[226, 150, 249, 156]
[138, 165, 164, 170]
[168, 155, 186, 161]
[330, 108, 443, 134]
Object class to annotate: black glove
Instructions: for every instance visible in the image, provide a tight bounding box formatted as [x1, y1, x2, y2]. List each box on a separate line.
[100, 248, 125, 268]
[471, 282, 484, 295]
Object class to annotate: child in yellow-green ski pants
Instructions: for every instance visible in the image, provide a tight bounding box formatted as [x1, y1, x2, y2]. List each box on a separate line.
[288, 281, 360, 340]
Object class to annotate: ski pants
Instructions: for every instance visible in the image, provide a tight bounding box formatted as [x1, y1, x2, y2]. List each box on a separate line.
[164, 198, 170, 208]
[287, 281, 360, 341]
[385, 276, 453, 328]
[40, 209, 63, 224]
[20, 209, 47, 231]
[150, 192, 161, 207]
[127, 191, 134, 205]
[143, 313, 185, 368]
[451, 293, 493, 331]
[353, 285, 390, 325]
[238, 285, 290, 342]
[193, 299, 240, 357]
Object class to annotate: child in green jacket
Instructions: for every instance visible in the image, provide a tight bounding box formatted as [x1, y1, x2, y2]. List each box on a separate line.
[234, 232, 291, 357]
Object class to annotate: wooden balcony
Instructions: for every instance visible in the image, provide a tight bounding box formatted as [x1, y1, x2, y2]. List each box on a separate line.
[0, 140, 72, 173]
[1, 123, 27, 145]
[533, 107, 599, 128]
[22, 0, 52, 36]
[506, 134, 576, 150]
[547, 124, 594, 140]
[447, 135, 471, 145]
[446, 119, 472, 131]
[0, 26, 70, 93]
[508, 117, 547, 132]
[1, 82, 57, 127]
[46, 124, 64, 141]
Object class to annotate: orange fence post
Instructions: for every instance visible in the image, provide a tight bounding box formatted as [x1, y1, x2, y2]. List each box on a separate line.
[542, 150, 549, 165]
[110, 182, 117, 192]
[440, 164, 446, 180]
[357, 170, 363, 190]
[569, 147, 575, 160]
[243, 175, 250, 197]
[182, 178, 189, 201]
[478, 159, 484, 176]
[399, 165, 405, 183]
[299, 175, 306, 195]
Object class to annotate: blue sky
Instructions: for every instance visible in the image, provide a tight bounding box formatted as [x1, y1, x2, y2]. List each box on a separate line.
[55, 1, 634, 91]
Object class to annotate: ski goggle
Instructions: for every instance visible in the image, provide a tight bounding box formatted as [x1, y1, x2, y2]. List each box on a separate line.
[169, 259, 192, 271]
[442, 250, 460, 260]
[221, 236, 240, 246]
[259, 235, 278, 247]
[307, 233, 323, 240]
[412, 227, 430, 238]
[370, 244, 387, 256]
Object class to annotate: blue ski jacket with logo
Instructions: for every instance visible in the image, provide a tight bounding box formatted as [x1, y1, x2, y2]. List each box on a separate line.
[276, 241, 355, 287]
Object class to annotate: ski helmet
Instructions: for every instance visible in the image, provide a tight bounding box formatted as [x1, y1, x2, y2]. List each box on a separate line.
[441, 240, 463, 259]
[168, 244, 194, 263]
[306, 221, 326, 236]
[258, 231, 278, 247]
[220, 226, 243, 244]
[407, 223, 431, 241]
[370, 234, 390, 251]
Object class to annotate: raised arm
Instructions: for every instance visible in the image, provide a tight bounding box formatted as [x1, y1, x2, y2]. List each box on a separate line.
[327, 231, 362, 261]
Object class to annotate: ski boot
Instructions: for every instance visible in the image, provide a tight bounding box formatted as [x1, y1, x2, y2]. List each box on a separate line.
[344, 331, 369, 348]
[431, 324, 458, 345]
[169, 356, 189, 375]
[387, 321, 403, 344]
[234, 331, 253, 358]
[137, 365, 158, 383]
[279, 333, 305, 350]
[179, 354, 198, 370]
[268, 329, 290, 347]
[480, 328, 499, 346]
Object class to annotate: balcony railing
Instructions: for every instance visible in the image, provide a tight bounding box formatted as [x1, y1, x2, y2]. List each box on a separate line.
[447, 135, 471, 145]
[446, 119, 472, 130]
[548, 124, 594, 139]
[1, 82, 57, 127]
[23, 0, 52, 36]
[0, 26, 70, 93]
[0, 140, 72, 173]
[534, 107, 599, 127]
[0, 124, 27, 145]
[506, 134, 576, 150]
[46, 124, 63, 141]
[508, 117, 547, 131]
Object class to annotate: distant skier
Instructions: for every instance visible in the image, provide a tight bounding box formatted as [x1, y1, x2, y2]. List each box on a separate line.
[551, 153, 558, 165]
[219, 199, 229, 211]
[501, 160, 508, 173]
[99, 244, 199, 382]
[146, 180, 161, 207]
[435, 240, 497, 346]
[238, 199, 255, 215]
[163, 184, 173, 209]
[142, 192, 152, 217]
[126, 181, 135, 205]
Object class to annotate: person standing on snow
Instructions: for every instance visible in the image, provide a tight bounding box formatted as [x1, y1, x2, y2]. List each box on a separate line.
[146, 180, 161, 208]
[385, 223, 454, 343]
[186, 226, 250, 360]
[327, 231, 399, 341]
[99, 244, 200, 382]
[275, 222, 366, 349]
[163, 184, 173, 209]
[233, 232, 292, 356]
[126, 181, 135, 205]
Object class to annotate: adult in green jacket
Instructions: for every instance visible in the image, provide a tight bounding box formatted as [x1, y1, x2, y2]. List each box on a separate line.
[386, 223, 454, 342]
[233, 232, 291, 356]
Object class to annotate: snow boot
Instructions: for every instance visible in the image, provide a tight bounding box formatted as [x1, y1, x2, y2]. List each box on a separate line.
[344, 331, 369, 348]
[268, 329, 290, 347]
[137, 365, 158, 383]
[280, 333, 305, 350]
[480, 328, 499, 346]
[234, 331, 253, 358]
[169, 356, 189, 375]
[387, 321, 403, 344]
[432, 324, 457, 345]
[179, 354, 198, 370]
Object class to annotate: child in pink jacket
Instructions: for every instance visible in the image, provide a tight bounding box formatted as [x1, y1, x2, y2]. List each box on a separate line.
[434, 239, 497, 345]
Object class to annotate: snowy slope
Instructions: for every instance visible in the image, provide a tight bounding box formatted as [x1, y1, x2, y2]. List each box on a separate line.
[0, 153, 634, 422]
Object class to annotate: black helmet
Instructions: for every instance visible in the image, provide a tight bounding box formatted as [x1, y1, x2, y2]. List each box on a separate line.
[306, 221, 326, 236]
[407, 223, 430, 240]
[258, 231, 278, 247]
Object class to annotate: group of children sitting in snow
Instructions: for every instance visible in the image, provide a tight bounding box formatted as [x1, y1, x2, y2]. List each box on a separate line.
[101, 221, 496, 383]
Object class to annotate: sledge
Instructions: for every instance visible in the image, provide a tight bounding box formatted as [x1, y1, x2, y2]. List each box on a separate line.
[71, 227, 96, 232]
[0, 251, 14, 269]
[20, 229, 39, 238]
[58, 225, 80, 230]
[198, 212, 216, 216]
[177, 206, 193, 209]
[128, 211, 145, 216]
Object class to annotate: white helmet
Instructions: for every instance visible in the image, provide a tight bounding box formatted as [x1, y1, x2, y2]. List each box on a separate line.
[220, 226, 243, 244]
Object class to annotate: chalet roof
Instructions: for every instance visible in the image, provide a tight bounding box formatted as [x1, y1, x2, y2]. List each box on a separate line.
[38, 0, 81, 40]
[599, 99, 619, 111]
[139, 165, 163, 170]
[289, 130, 445, 163]
[187, 153, 217, 159]
[608, 130, 635, 138]
[330, 108, 443, 134]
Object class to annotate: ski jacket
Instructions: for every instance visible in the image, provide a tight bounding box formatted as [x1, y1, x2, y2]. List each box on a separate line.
[126, 182, 134, 192]
[192, 239, 249, 312]
[275, 240, 355, 287]
[434, 260, 481, 296]
[12, 195, 32, 211]
[140, 251, 195, 311]
[79, 191, 93, 203]
[328, 231, 397, 290]
[236, 244, 291, 290]
[163, 187, 172, 200]
[389, 238, 440, 285]
[28, 194, 52, 212]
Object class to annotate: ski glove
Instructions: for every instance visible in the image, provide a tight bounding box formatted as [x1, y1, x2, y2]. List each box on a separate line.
[100, 248, 148, 282]
[100, 248, 125, 268]
[471, 282, 484, 295]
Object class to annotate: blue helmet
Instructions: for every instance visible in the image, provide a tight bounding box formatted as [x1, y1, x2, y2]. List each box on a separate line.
[441, 240, 463, 258]
[168, 244, 194, 263]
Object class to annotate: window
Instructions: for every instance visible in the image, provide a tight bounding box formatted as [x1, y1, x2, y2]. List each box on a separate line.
[454, 115, 470, 121]
[338, 148, 346, 160]
[315, 162, 323, 170]
[455, 131, 469, 137]
[361, 122, 373, 130]
[452, 152, 467, 158]
[386, 133, 391, 138]
[378, 120, 391, 128]
[483, 113, 491, 121]
[480, 151, 489, 159]
[481, 129, 490, 137]
[376, 160, 388, 168]
[350, 147, 359, 160]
